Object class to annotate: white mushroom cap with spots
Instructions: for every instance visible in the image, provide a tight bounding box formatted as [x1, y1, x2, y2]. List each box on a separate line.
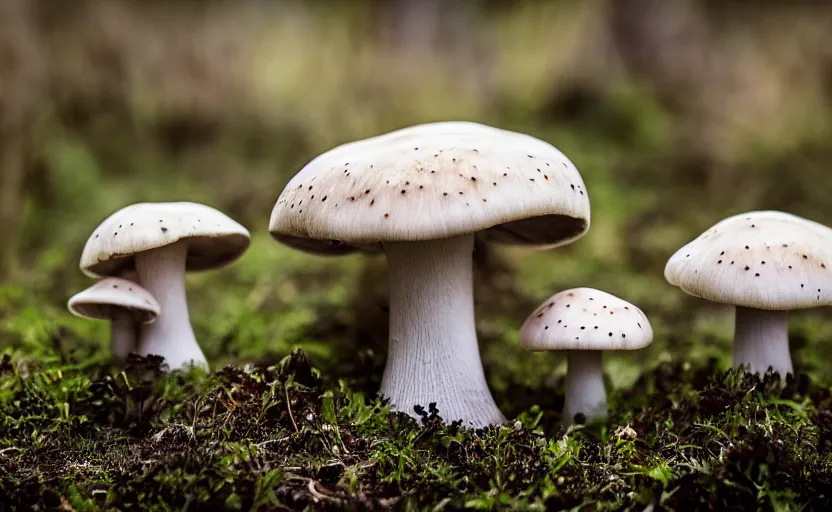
[519, 288, 653, 351]
[269, 121, 590, 253]
[665, 211, 832, 310]
[80, 202, 251, 278]
[68, 277, 160, 323]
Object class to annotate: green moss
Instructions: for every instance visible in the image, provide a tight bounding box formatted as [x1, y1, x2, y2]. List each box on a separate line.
[0, 351, 829, 511]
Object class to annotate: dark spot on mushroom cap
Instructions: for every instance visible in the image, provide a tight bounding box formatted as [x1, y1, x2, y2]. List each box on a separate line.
[161, 227, 168, 233]
[608, 332, 613, 337]
[745, 266, 750, 271]
[384, 213, 389, 218]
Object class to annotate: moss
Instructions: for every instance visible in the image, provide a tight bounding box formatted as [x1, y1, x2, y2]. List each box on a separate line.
[0, 351, 828, 511]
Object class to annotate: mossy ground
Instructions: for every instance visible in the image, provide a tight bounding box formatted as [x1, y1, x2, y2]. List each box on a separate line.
[2, 347, 831, 511]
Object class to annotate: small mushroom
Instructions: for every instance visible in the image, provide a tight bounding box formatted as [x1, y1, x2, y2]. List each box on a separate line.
[269, 121, 591, 428]
[80, 202, 250, 370]
[67, 277, 160, 363]
[519, 288, 653, 425]
[665, 210, 832, 377]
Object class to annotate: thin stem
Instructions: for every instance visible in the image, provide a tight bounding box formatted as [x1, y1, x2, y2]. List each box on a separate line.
[563, 350, 606, 425]
[110, 309, 136, 363]
[135, 242, 207, 370]
[381, 234, 505, 428]
[733, 306, 792, 376]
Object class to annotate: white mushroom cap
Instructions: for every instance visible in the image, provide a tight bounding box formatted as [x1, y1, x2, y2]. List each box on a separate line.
[519, 288, 653, 351]
[665, 211, 832, 310]
[68, 277, 160, 323]
[80, 202, 251, 277]
[269, 121, 590, 253]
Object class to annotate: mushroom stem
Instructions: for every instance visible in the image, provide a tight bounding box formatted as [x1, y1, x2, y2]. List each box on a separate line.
[110, 309, 136, 363]
[563, 350, 606, 425]
[381, 234, 505, 428]
[733, 306, 792, 376]
[135, 241, 207, 370]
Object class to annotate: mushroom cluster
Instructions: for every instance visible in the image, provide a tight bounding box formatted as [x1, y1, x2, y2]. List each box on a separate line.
[69, 202, 250, 370]
[65, 120, 832, 429]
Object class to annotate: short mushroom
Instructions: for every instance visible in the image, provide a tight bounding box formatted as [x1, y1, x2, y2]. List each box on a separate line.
[665, 210, 832, 377]
[80, 202, 250, 370]
[67, 276, 160, 363]
[519, 288, 653, 424]
[269, 121, 591, 427]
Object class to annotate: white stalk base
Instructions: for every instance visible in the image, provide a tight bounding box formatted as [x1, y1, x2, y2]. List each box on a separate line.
[380, 234, 506, 428]
[733, 306, 792, 377]
[563, 350, 607, 425]
[135, 242, 208, 370]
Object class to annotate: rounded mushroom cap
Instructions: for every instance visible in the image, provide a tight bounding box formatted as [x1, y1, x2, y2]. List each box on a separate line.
[519, 288, 653, 351]
[68, 277, 160, 323]
[665, 210, 832, 310]
[269, 121, 590, 254]
[80, 202, 251, 277]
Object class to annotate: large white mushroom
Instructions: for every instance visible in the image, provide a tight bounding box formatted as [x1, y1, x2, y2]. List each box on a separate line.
[80, 202, 250, 370]
[67, 276, 160, 363]
[519, 288, 653, 424]
[269, 121, 591, 427]
[665, 210, 832, 377]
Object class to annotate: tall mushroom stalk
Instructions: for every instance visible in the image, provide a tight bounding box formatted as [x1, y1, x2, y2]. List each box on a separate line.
[381, 234, 506, 427]
[733, 307, 791, 376]
[135, 241, 207, 369]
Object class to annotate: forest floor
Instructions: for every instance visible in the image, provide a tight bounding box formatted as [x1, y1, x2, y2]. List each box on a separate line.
[1, 349, 829, 511]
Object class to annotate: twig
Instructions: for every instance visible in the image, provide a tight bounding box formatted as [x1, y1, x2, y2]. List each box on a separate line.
[285, 385, 299, 433]
[307, 479, 330, 502]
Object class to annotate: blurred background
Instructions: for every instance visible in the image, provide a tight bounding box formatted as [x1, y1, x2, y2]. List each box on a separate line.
[2, 0, 832, 411]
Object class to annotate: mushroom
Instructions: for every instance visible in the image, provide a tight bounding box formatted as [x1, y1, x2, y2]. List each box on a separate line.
[665, 210, 832, 377]
[269, 121, 591, 427]
[519, 288, 653, 424]
[67, 276, 160, 363]
[80, 202, 250, 370]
